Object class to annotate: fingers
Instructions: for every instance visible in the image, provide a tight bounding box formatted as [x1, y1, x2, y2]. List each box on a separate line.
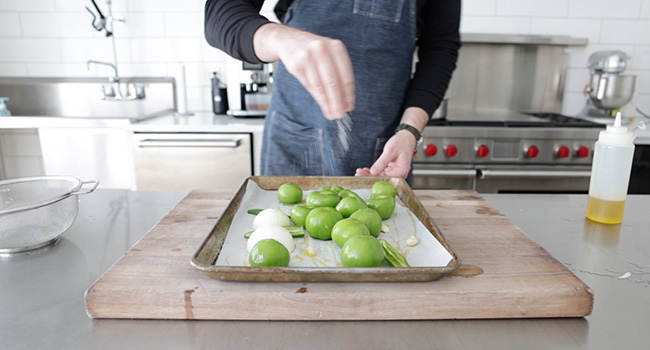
[278, 31, 354, 120]
[365, 135, 415, 179]
[355, 168, 374, 176]
[369, 153, 391, 176]
[304, 40, 354, 119]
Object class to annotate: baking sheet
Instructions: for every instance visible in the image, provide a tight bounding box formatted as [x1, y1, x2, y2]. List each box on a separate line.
[191, 176, 460, 282]
[215, 181, 453, 268]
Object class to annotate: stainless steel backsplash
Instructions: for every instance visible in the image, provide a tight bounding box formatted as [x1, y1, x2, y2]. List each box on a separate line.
[443, 34, 588, 115]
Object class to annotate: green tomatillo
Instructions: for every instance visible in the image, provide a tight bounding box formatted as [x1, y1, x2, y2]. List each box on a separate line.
[304, 206, 343, 240]
[290, 205, 312, 227]
[349, 208, 383, 237]
[331, 217, 370, 248]
[340, 235, 385, 267]
[366, 195, 395, 220]
[370, 181, 396, 198]
[335, 196, 367, 218]
[306, 190, 341, 208]
[277, 183, 303, 204]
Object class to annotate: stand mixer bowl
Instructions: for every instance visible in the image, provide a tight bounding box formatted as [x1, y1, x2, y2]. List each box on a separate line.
[587, 73, 636, 110]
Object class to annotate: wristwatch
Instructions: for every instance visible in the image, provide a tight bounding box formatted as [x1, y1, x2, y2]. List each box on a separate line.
[395, 123, 423, 146]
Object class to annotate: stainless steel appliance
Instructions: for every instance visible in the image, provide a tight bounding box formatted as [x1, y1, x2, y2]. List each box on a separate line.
[577, 50, 636, 124]
[226, 57, 273, 118]
[132, 132, 253, 191]
[412, 34, 603, 193]
[413, 111, 604, 193]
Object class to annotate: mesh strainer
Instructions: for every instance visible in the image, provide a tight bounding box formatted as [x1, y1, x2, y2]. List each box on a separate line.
[0, 176, 99, 254]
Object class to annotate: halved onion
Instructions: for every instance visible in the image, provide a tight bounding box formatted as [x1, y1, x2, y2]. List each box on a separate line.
[246, 225, 295, 253]
[252, 208, 292, 230]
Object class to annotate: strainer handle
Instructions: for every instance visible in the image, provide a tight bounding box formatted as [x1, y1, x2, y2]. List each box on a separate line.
[73, 180, 100, 195]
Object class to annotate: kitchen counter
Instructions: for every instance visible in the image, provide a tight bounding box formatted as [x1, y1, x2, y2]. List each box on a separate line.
[0, 111, 265, 132]
[1, 190, 648, 349]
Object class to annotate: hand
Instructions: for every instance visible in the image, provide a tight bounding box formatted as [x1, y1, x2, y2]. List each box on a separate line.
[355, 131, 416, 179]
[253, 23, 355, 120]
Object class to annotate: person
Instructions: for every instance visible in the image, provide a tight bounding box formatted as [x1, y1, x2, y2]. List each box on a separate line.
[205, 0, 460, 181]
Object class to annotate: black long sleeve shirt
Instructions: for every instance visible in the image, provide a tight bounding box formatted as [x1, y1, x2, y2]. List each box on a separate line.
[204, 0, 460, 116]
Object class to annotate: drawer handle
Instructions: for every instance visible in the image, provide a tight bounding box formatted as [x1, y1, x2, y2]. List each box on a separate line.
[478, 170, 591, 179]
[412, 169, 477, 177]
[138, 139, 241, 148]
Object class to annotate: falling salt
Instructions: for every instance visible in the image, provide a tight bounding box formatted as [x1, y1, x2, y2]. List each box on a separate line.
[619, 272, 632, 279]
[324, 112, 353, 175]
[331, 112, 352, 158]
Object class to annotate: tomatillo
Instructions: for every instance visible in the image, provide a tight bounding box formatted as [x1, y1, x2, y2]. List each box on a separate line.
[306, 190, 341, 208]
[335, 196, 367, 218]
[366, 195, 395, 220]
[341, 235, 385, 267]
[338, 189, 363, 201]
[249, 239, 291, 267]
[277, 183, 303, 204]
[349, 208, 383, 237]
[371, 181, 396, 198]
[290, 205, 312, 227]
[331, 218, 370, 248]
[305, 207, 343, 240]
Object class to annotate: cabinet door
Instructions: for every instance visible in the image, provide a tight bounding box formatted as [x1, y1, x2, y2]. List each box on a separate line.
[132, 133, 252, 191]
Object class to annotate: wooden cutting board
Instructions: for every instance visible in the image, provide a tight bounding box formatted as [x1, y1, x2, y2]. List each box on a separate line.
[85, 190, 593, 320]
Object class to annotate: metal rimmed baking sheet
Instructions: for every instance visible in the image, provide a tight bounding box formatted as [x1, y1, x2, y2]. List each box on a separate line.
[191, 176, 460, 282]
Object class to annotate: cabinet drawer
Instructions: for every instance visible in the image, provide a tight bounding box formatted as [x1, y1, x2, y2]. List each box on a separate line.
[132, 133, 252, 191]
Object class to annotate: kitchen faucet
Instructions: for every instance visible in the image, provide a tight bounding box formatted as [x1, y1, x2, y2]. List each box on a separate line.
[85, 1, 144, 101]
[87, 60, 119, 82]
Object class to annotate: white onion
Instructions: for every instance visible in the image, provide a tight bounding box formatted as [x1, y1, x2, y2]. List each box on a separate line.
[252, 208, 291, 230]
[246, 225, 295, 253]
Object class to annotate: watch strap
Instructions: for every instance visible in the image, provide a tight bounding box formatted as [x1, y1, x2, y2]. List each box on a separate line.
[395, 123, 423, 145]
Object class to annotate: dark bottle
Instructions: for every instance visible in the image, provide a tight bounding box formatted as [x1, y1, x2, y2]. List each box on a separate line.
[211, 72, 228, 115]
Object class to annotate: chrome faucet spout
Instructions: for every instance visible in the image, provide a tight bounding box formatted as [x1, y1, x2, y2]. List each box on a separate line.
[87, 60, 119, 82]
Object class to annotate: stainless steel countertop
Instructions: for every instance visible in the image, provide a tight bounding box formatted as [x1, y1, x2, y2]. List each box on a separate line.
[0, 111, 265, 132]
[1, 190, 649, 349]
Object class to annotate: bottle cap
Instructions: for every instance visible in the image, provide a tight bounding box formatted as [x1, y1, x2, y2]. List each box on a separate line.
[598, 112, 634, 145]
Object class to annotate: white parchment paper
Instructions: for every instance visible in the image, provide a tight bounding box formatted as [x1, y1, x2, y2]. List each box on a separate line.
[215, 181, 453, 268]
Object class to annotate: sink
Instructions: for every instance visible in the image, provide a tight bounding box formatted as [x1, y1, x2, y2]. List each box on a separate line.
[0, 77, 177, 122]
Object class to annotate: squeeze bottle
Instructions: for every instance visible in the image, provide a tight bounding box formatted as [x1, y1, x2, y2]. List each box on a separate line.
[211, 72, 228, 115]
[586, 112, 635, 224]
[0, 97, 11, 116]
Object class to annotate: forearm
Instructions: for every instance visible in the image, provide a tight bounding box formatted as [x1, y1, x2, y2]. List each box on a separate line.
[253, 22, 294, 63]
[399, 107, 429, 135]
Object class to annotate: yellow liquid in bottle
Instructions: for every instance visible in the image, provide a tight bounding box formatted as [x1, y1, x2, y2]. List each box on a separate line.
[586, 196, 626, 224]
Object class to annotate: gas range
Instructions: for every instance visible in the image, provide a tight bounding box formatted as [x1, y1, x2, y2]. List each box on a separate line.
[418, 110, 603, 165]
[413, 110, 605, 193]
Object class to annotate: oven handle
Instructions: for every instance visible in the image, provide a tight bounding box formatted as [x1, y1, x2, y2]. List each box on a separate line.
[412, 169, 478, 177]
[478, 169, 591, 179]
[137, 139, 241, 148]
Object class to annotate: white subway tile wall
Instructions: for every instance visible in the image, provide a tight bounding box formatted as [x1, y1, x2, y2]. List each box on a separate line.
[0, 0, 647, 116]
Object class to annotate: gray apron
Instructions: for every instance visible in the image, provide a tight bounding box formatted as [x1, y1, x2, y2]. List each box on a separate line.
[261, 0, 417, 176]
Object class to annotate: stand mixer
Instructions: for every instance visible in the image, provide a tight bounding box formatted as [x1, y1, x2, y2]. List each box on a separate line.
[577, 50, 636, 124]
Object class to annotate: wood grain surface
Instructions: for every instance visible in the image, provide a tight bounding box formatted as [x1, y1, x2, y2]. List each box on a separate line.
[84, 190, 593, 320]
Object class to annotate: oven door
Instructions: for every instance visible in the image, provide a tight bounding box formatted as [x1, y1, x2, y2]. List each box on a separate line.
[475, 164, 592, 193]
[412, 164, 477, 190]
[629, 144, 650, 194]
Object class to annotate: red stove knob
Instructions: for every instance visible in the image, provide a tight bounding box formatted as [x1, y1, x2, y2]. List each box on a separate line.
[525, 145, 539, 158]
[425, 144, 437, 157]
[476, 145, 489, 158]
[576, 146, 590, 158]
[445, 144, 458, 157]
[556, 145, 570, 158]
